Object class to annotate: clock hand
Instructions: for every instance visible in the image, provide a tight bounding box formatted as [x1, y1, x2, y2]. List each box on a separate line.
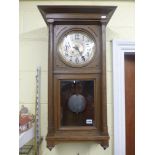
[73, 46, 85, 61]
[73, 46, 79, 51]
[81, 56, 85, 61]
[73, 46, 82, 55]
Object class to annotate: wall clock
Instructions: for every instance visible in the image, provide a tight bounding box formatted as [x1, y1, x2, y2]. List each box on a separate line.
[38, 5, 116, 150]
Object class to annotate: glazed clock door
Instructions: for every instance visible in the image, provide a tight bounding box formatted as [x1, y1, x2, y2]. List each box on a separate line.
[60, 80, 95, 126]
[53, 74, 101, 130]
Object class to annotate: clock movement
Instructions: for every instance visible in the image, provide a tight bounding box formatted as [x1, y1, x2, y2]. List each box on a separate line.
[38, 5, 116, 150]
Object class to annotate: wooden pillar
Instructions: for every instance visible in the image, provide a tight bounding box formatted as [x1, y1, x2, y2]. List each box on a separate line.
[48, 21, 54, 134]
[101, 21, 109, 136]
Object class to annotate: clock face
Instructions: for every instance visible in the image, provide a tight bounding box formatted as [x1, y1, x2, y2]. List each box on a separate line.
[57, 30, 96, 67]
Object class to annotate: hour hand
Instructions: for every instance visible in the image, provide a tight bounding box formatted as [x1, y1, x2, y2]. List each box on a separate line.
[73, 46, 79, 51]
[73, 46, 82, 55]
[81, 56, 85, 61]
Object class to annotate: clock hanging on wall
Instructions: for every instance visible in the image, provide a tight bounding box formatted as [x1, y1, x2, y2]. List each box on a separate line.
[38, 5, 116, 150]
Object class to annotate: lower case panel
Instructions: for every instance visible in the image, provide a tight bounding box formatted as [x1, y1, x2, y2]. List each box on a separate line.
[46, 132, 109, 150]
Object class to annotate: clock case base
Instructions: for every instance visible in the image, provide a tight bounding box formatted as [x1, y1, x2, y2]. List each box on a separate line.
[38, 5, 117, 150]
[46, 134, 109, 150]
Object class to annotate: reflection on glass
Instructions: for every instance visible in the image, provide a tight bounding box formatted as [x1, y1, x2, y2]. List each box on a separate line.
[60, 80, 94, 126]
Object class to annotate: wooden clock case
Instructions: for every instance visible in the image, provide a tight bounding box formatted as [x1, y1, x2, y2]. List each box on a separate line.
[38, 5, 116, 150]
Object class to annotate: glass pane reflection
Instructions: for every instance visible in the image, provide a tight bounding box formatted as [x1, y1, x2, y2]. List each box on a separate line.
[60, 80, 94, 126]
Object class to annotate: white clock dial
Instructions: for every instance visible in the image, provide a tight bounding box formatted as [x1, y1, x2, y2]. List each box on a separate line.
[58, 31, 96, 67]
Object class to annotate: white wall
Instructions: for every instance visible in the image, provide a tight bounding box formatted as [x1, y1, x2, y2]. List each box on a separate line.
[19, 1, 134, 155]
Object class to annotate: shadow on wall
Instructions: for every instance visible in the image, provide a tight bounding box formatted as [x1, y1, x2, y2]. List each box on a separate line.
[42, 142, 112, 155]
[106, 27, 119, 41]
[55, 142, 103, 155]
[20, 26, 122, 42]
[20, 27, 48, 40]
[106, 26, 135, 41]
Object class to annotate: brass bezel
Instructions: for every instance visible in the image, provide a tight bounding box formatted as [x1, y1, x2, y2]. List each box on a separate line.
[57, 28, 96, 68]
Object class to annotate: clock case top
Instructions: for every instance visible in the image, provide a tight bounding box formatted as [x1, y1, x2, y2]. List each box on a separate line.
[38, 5, 117, 150]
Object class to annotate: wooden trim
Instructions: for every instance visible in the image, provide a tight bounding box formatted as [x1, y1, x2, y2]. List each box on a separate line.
[48, 23, 54, 133]
[101, 24, 108, 136]
[112, 40, 135, 155]
[38, 5, 117, 25]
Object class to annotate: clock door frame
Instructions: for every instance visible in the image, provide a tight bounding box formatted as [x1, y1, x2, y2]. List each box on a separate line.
[53, 74, 101, 130]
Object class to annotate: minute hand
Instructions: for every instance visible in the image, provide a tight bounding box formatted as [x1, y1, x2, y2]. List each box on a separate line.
[73, 46, 85, 61]
[73, 46, 82, 55]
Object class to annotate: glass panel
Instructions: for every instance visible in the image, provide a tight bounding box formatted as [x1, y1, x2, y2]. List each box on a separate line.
[60, 80, 95, 126]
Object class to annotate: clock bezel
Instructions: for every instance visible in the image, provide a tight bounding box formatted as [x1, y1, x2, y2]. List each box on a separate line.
[57, 28, 97, 68]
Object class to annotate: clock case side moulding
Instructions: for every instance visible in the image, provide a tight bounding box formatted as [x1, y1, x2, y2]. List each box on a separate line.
[38, 5, 117, 150]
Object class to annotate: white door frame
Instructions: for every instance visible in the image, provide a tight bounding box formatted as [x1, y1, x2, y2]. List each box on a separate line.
[112, 40, 135, 155]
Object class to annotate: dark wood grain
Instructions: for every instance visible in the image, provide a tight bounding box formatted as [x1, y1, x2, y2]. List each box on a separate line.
[125, 54, 135, 155]
[38, 5, 117, 25]
[48, 23, 54, 134]
[38, 5, 116, 150]
[101, 23, 108, 137]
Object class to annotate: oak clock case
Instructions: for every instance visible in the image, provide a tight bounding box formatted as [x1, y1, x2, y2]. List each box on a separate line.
[38, 5, 117, 151]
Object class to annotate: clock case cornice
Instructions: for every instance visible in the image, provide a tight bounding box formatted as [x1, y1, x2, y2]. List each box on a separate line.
[38, 5, 117, 25]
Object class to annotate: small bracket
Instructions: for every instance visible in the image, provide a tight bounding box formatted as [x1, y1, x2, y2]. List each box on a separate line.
[47, 145, 55, 151]
[100, 143, 109, 150]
